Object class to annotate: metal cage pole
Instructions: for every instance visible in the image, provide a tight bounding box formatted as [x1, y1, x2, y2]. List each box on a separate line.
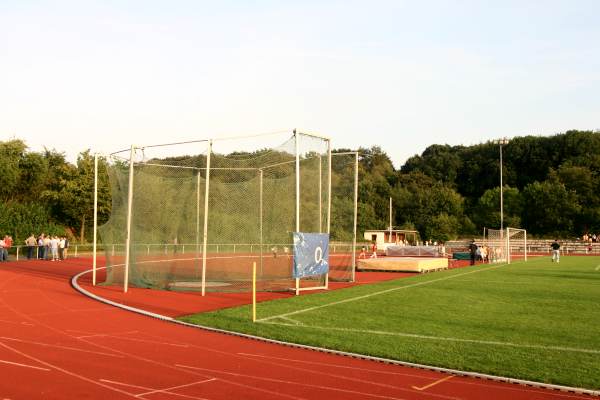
[318, 154, 322, 233]
[124, 145, 136, 293]
[259, 169, 264, 275]
[352, 152, 358, 282]
[195, 170, 201, 278]
[92, 153, 98, 286]
[201, 140, 212, 296]
[326, 138, 332, 289]
[295, 132, 301, 295]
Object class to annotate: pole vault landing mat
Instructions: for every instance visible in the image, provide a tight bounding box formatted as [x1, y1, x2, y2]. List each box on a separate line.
[357, 257, 448, 273]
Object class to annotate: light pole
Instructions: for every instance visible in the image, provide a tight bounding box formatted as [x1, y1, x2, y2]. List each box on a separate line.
[496, 138, 509, 233]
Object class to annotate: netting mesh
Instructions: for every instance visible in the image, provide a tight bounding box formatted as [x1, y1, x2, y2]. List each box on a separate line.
[485, 227, 527, 264]
[98, 132, 355, 292]
[485, 228, 506, 263]
[506, 227, 527, 264]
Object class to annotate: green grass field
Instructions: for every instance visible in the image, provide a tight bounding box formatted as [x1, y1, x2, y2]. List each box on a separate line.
[178, 256, 600, 390]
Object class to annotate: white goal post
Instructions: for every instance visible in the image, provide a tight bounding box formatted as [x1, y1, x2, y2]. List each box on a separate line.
[485, 227, 527, 264]
[506, 227, 527, 264]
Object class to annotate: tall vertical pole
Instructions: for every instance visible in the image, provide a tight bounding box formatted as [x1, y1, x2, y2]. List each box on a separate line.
[124, 145, 135, 293]
[352, 152, 358, 282]
[201, 140, 212, 296]
[524, 230, 528, 262]
[326, 139, 332, 289]
[195, 169, 201, 277]
[295, 132, 301, 295]
[259, 169, 263, 275]
[318, 154, 322, 233]
[506, 228, 510, 264]
[389, 197, 393, 242]
[92, 153, 98, 286]
[327, 139, 332, 235]
[500, 142, 504, 234]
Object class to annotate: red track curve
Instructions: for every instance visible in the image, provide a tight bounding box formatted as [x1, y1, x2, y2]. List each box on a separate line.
[0, 258, 595, 399]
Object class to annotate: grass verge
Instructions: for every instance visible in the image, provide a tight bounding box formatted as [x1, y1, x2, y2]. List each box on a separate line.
[178, 256, 600, 390]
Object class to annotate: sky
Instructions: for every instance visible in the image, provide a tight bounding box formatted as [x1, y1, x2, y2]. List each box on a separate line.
[1, 0, 599, 167]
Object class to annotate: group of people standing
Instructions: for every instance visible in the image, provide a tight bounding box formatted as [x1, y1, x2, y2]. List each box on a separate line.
[25, 234, 70, 261]
[0, 235, 13, 262]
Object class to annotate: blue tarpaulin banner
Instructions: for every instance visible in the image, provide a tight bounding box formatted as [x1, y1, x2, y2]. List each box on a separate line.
[292, 232, 329, 278]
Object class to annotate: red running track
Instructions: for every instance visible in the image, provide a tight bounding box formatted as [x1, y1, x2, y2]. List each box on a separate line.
[0, 257, 592, 399]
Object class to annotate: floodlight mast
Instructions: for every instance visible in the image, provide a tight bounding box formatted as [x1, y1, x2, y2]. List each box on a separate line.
[495, 138, 510, 235]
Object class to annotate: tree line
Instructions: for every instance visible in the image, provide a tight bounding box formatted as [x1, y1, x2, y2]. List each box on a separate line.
[1, 129, 598, 245]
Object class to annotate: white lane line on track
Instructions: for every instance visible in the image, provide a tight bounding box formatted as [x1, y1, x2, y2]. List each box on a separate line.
[136, 379, 216, 397]
[99, 379, 213, 400]
[0, 359, 51, 371]
[0, 319, 35, 326]
[260, 322, 600, 355]
[76, 330, 138, 339]
[257, 263, 508, 323]
[236, 352, 434, 379]
[176, 364, 456, 400]
[77, 334, 189, 348]
[0, 336, 125, 358]
[236, 353, 588, 400]
[0, 341, 139, 398]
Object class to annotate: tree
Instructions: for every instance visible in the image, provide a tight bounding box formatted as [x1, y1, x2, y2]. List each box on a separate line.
[472, 186, 522, 230]
[521, 178, 581, 236]
[42, 151, 111, 242]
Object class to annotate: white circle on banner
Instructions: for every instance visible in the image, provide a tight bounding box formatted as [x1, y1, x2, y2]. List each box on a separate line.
[314, 246, 323, 264]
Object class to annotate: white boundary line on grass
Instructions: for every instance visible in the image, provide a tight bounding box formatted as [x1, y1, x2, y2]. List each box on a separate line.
[260, 321, 600, 355]
[257, 263, 508, 323]
[71, 265, 600, 398]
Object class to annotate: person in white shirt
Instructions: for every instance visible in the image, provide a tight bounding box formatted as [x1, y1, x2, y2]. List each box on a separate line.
[50, 236, 59, 261]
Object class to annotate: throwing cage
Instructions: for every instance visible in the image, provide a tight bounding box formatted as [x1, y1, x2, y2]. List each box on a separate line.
[93, 130, 357, 295]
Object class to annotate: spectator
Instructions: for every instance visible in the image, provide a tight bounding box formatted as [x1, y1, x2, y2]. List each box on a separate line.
[50, 236, 59, 261]
[58, 237, 65, 260]
[25, 234, 37, 259]
[38, 234, 45, 260]
[3, 235, 12, 261]
[63, 237, 70, 260]
[469, 239, 478, 266]
[43, 235, 51, 260]
[0, 236, 5, 262]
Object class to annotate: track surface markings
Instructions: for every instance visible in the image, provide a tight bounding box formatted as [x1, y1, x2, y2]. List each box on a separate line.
[0, 359, 51, 371]
[412, 375, 454, 391]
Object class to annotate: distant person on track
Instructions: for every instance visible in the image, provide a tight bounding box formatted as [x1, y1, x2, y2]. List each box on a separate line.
[469, 239, 478, 266]
[370, 241, 377, 258]
[359, 246, 367, 259]
[0, 236, 5, 262]
[551, 239, 560, 263]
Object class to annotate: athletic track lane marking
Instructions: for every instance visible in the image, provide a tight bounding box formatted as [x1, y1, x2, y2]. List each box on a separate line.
[0, 359, 51, 371]
[412, 376, 454, 391]
[176, 363, 460, 400]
